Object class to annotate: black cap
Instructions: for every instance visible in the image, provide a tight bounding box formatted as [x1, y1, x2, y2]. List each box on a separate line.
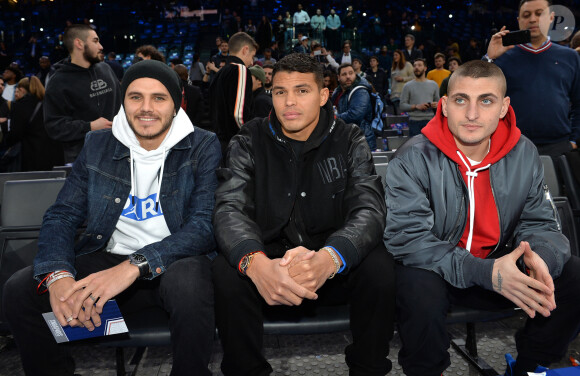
[121, 60, 182, 112]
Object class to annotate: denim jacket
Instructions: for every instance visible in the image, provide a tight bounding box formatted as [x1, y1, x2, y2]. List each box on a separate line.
[34, 127, 221, 281]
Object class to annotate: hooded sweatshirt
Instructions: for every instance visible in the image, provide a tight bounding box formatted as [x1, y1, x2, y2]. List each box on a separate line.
[44, 60, 121, 163]
[422, 101, 521, 259]
[106, 107, 194, 255]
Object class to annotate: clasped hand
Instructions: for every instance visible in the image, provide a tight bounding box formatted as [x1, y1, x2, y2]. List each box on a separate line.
[492, 241, 556, 318]
[49, 261, 140, 330]
[247, 246, 336, 306]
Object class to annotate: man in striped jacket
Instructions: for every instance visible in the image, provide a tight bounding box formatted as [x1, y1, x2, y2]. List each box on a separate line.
[210, 32, 257, 156]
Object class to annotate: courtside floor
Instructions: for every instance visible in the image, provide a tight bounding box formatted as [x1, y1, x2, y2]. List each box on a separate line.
[1, 312, 579, 375]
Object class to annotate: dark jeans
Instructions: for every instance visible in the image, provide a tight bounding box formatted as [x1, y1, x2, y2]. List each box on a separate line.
[395, 256, 580, 376]
[2, 251, 215, 376]
[213, 244, 396, 376]
[408, 119, 430, 137]
[360, 121, 377, 151]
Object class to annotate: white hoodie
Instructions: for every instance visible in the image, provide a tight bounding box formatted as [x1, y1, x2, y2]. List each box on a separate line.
[106, 106, 194, 255]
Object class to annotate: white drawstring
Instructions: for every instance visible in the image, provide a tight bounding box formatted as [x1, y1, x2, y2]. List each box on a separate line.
[155, 147, 167, 212]
[130, 148, 136, 205]
[456, 151, 491, 251]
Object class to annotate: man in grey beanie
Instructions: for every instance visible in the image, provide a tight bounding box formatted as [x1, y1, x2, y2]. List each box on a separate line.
[249, 65, 272, 118]
[3, 59, 221, 376]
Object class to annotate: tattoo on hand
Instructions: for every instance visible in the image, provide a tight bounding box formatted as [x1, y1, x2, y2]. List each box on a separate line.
[494, 270, 503, 292]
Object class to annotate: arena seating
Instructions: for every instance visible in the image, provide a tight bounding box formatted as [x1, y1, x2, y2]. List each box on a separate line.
[0, 161, 579, 375]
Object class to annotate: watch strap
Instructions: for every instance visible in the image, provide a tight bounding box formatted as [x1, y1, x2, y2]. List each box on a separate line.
[129, 254, 150, 278]
[239, 251, 265, 275]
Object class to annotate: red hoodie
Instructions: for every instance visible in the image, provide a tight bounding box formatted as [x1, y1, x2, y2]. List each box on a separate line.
[421, 101, 521, 259]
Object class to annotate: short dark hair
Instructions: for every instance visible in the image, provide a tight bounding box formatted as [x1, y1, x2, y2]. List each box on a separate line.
[369, 56, 379, 63]
[4, 66, 23, 81]
[229, 32, 258, 54]
[519, 0, 551, 11]
[405, 34, 415, 41]
[413, 58, 427, 66]
[135, 45, 166, 63]
[173, 64, 188, 81]
[262, 63, 274, 71]
[448, 56, 462, 65]
[272, 53, 324, 88]
[448, 60, 506, 96]
[63, 24, 93, 54]
[337, 62, 354, 76]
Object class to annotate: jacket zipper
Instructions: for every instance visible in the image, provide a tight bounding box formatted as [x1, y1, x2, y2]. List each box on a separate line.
[447, 166, 466, 243]
[488, 168, 502, 256]
[543, 184, 561, 231]
[289, 146, 304, 244]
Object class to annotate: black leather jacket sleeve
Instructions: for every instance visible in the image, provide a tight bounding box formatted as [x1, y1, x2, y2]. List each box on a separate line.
[213, 126, 265, 269]
[324, 127, 386, 272]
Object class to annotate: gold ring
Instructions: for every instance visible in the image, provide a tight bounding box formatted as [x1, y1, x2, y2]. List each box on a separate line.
[66, 316, 73, 323]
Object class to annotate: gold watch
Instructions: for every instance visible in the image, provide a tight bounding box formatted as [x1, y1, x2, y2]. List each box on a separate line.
[239, 251, 263, 275]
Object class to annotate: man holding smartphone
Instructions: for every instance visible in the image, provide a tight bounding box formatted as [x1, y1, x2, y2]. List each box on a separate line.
[484, 0, 580, 157]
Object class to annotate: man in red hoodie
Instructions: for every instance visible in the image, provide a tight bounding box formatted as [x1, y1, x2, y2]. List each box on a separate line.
[384, 60, 580, 376]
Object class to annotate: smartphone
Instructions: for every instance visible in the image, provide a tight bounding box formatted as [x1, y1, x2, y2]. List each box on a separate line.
[502, 30, 531, 46]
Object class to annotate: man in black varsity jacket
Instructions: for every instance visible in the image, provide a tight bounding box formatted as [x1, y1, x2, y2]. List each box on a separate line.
[209, 31, 257, 156]
[212, 53, 396, 376]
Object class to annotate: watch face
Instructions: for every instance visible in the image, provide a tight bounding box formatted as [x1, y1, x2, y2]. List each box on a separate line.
[241, 256, 250, 270]
[131, 254, 146, 263]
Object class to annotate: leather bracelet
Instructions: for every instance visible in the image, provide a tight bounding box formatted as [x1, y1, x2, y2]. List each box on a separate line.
[322, 247, 340, 279]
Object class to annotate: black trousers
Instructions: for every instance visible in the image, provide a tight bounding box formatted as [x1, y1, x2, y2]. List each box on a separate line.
[395, 256, 580, 376]
[2, 251, 215, 376]
[536, 140, 573, 158]
[212, 244, 396, 376]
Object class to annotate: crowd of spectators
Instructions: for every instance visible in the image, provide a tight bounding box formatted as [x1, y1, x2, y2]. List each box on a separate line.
[0, 0, 579, 165]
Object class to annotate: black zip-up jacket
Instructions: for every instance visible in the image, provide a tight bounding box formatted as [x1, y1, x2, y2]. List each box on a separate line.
[44, 60, 121, 163]
[213, 102, 385, 273]
[209, 55, 254, 156]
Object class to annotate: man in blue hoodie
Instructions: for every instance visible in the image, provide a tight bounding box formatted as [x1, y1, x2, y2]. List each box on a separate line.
[3, 60, 221, 376]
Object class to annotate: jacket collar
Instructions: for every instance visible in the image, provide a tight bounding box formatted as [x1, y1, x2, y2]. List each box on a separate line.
[226, 55, 246, 66]
[112, 133, 193, 160]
